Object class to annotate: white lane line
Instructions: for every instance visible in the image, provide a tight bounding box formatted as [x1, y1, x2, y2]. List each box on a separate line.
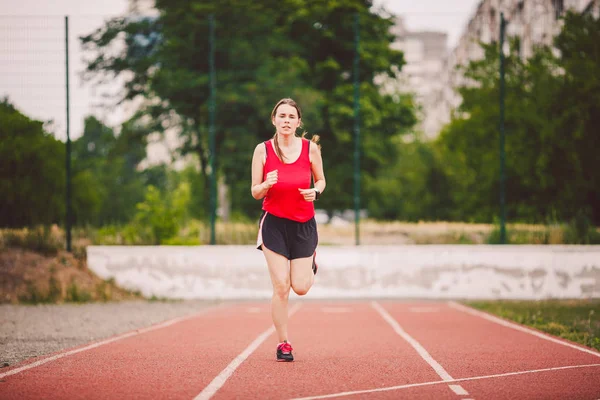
[0, 303, 225, 380]
[371, 301, 454, 381]
[449, 384, 469, 395]
[289, 363, 600, 400]
[194, 303, 302, 400]
[321, 307, 353, 313]
[448, 302, 600, 358]
[409, 307, 440, 313]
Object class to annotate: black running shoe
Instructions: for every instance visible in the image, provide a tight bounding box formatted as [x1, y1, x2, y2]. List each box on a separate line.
[276, 341, 294, 362]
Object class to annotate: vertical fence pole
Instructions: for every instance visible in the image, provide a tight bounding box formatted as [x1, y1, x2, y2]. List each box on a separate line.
[65, 15, 72, 252]
[209, 14, 217, 245]
[353, 12, 361, 246]
[499, 12, 507, 244]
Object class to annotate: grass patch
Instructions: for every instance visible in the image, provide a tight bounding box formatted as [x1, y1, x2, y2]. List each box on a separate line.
[1, 226, 63, 255]
[148, 295, 182, 303]
[465, 299, 600, 351]
[2, 220, 599, 246]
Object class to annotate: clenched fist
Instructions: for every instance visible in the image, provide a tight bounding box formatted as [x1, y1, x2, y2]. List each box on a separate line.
[264, 169, 278, 189]
[298, 188, 318, 202]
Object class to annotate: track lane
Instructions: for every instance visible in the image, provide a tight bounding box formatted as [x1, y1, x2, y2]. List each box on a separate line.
[461, 365, 600, 399]
[0, 303, 273, 400]
[3, 300, 599, 399]
[377, 301, 600, 399]
[211, 302, 459, 400]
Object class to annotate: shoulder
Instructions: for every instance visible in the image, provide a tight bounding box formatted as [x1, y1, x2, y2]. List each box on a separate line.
[254, 141, 268, 152]
[253, 142, 267, 157]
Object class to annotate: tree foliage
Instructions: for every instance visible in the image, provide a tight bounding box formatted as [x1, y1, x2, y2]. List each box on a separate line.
[132, 182, 191, 244]
[80, 0, 416, 218]
[0, 99, 65, 227]
[421, 11, 600, 224]
[71, 116, 151, 225]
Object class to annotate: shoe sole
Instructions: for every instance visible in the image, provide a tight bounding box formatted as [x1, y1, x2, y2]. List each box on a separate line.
[276, 353, 294, 362]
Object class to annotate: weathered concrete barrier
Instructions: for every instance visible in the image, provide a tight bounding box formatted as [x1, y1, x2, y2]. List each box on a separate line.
[86, 245, 600, 300]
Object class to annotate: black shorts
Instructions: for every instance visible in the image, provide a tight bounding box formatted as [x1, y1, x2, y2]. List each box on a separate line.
[256, 211, 318, 260]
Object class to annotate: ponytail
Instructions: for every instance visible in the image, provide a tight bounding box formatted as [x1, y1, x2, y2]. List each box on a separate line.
[302, 131, 321, 150]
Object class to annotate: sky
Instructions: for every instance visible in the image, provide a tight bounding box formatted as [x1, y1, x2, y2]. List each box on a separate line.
[374, 0, 481, 48]
[0, 0, 131, 141]
[0, 0, 481, 142]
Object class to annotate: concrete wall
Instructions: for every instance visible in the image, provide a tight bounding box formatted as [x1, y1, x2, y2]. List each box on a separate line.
[86, 245, 600, 300]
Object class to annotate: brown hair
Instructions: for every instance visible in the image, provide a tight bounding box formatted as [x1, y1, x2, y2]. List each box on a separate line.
[270, 98, 320, 162]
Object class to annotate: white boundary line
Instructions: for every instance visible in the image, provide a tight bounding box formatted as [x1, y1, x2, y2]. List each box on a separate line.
[371, 301, 454, 381]
[0, 303, 225, 380]
[449, 384, 469, 395]
[289, 363, 600, 400]
[448, 301, 600, 358]
[194, 303, 303, 400]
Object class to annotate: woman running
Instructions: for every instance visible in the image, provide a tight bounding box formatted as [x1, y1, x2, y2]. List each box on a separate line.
[251, 98, 326, 362]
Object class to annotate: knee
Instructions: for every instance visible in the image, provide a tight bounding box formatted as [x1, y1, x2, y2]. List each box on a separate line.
[272, 280, 290, 299]
[292, 282, 312, 296]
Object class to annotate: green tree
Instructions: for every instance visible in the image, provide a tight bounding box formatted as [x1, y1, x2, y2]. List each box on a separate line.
[71, 116, 116, 225]
[368, 138, 454, 221]
[435, 40, 562, 222]
[433, 10, 600, 224]
[133, 183, 191, 244]
[72, 116, 149, 225]
[170, 165, 207, 220]
[550, 11, 600, 224]
[80, 0, 416, 219]
[0, 99, 65, 227]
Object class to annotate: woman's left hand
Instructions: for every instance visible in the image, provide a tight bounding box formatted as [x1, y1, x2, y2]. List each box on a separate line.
[298, 188, 318, 202]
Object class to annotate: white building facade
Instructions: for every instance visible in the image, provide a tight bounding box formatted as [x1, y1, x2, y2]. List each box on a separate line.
[379, 17, 448, 139]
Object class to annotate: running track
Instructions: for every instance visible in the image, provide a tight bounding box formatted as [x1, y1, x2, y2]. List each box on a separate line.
[1, 301, 599, 399]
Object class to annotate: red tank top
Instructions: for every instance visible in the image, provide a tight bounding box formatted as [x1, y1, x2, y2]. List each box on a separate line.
[262, 138, 314, 222]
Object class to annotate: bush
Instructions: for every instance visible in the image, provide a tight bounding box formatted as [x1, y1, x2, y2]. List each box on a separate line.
[0, 226, 63, 255]
[66, 280, 92, 303]
[134, 183, 191, 244]
[564, 211, 600, 244]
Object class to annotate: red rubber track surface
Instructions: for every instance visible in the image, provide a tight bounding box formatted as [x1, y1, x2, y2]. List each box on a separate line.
[0, 303, 271, 399]
[376, 301, 600, 400]
[213, 302, 450, 400]
[1, 301, 599, 400]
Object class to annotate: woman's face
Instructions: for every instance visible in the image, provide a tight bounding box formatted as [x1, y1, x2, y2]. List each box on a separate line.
[273, 104, 301, 136]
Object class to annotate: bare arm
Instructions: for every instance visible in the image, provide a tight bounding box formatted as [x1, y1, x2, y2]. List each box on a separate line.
[310, 141, 326, 194]
[251, 143, 278, 200]
[299, 141, 326, 201]
[251, 144, 268, 200]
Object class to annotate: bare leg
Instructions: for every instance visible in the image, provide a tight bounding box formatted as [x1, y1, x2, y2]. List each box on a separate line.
[262, 245, 291, 342]
[290, 255, 314, 295]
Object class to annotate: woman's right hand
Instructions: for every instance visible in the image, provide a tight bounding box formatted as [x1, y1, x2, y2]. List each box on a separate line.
[264, 169, 278, 189]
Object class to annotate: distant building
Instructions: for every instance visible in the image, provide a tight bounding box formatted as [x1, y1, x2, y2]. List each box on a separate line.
[426, 0, 600, 139]
[378, 17, 448, 139]
[128, 0, 158, 16]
